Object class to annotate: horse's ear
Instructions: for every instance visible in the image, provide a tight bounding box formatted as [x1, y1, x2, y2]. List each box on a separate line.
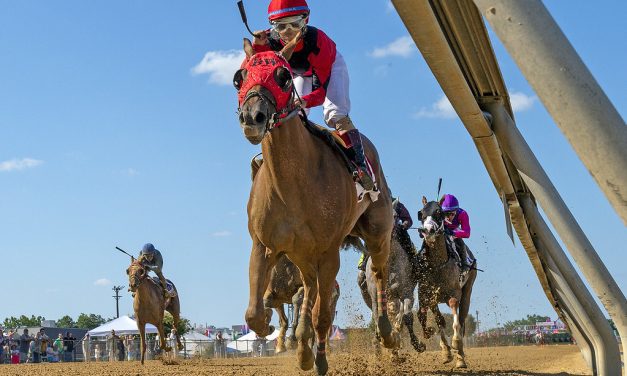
[417, 210, 423, 221]
[279, 31, 301, 60]
[243, 38, 254, 59]
[422, 195, 428, 206]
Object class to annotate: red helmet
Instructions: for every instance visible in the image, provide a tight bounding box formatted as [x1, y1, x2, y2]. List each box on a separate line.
[267, 0, 309, 21]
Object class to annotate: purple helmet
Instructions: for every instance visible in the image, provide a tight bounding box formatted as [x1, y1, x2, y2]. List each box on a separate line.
[441, 194, 459, 212]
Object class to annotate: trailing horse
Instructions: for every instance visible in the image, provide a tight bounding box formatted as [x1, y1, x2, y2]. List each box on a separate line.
[126, 258, 183, 364]
[416, 196, 477, 368]
[235, 37, 395, 375]
[361, 223, 425, 354]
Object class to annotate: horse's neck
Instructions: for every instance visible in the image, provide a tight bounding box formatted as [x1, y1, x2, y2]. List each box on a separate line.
[426, 236, 449, 266]
[136, 279, 160, 305]
[261, 116, 318, 189]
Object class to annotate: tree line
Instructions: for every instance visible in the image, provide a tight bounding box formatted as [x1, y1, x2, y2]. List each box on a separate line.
[2, 314, 109, 330]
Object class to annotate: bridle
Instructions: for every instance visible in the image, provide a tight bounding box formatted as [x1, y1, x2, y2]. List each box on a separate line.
[239, 85, 302, 133]
[127, 262, 147, 293]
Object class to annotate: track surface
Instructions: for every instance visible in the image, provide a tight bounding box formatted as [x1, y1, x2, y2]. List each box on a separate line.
[2, 345, 590, 375]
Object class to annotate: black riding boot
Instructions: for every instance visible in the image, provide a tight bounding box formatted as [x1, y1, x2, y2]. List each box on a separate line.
[345, 129, 375, 191]
[455, 238, 470, 272]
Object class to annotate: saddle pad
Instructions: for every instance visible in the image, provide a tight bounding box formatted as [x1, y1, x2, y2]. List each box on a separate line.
[150, 277, 177, 298]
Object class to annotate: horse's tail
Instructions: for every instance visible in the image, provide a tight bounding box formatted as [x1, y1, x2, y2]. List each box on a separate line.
[341, 235, 368, 253]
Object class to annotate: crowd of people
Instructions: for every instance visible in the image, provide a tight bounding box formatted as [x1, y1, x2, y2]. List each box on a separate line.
[0, 328, 77, 364]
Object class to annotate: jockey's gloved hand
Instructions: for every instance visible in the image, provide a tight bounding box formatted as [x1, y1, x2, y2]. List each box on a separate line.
[402, 221, 410, 230]
[253, 30, 269, 45]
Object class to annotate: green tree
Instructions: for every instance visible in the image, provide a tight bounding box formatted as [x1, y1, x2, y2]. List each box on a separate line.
[163, 312, 191, 336]
[56, 315, 76, 328]
[504, 314, 551, 330]
[2, 315, 45, 328]
[76, 313, 106, 329]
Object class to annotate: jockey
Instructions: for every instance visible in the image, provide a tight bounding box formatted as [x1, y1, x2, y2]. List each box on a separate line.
[392, 197, 420, 278]
[251, 0, 375, 190]
[440, 194, 472, 273]
[137, 243, 168, 297]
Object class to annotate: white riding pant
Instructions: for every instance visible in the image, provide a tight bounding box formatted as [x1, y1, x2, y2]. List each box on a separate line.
[292, 51, 351, 127]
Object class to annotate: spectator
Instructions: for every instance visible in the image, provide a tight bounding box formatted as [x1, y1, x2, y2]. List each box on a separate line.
[107, 330, 119, 361]
[94, 343, 101, 362]
[10, 345, 19, 364]
[46, 343, 59, 362]
[53, 333, 64, 361]
[116, 336, 125, 361]
[168, 328, 178, 358]
[124, 335, 135, 361]
[214, 331, 224, 358]
[27, 340, 36, 363]
[0, 329, 5, 364]
[39, 329, 50, 362]
[64, 331, 76, 362]
[19, 329, 32, 363]
[82, 334, 91, 362]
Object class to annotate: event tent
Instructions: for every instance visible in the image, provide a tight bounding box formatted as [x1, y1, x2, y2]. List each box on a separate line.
[181, 331, 211, 356]
[226, 328, 280, 353]
[88, 315, 158, 337]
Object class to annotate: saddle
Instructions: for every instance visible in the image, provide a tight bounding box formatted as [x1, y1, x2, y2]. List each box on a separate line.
[303, 118, 379, 202]
[150, 277, 177, 299]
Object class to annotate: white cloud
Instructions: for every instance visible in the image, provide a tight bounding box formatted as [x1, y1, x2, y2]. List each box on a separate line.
[211, 230, 232, 237]
[370, 36, 415, 58]
[510, 92, 536, 112]
[122, 168, 138, 176]
[0, 158, 43, 172]
[414, 95, 457, 119]
[94, 278, 112, 287]
[192, 50, 246, 86]
[414, 92, 535, 119]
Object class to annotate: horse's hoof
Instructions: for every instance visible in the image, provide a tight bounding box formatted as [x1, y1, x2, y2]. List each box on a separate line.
[314, 353, 328, 375]
[442, 351, 453, 363]
[424, 327, 435, 339]
[297, 342, 314, 371]
[164, 346, 172, 352]
[412, 339, 426, 353]
[455, 358, 467, 368]
[275, 344, 287, 354]
[287, 336, 298, 350]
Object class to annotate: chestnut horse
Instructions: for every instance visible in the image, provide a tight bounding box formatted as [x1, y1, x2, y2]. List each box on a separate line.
[235, 37, 395, 375]
[416, 196, 477, 368]
[126, 258, 182, 364]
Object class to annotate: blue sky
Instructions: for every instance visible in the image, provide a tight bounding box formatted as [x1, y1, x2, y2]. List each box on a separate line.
[1, 1, 625, 331]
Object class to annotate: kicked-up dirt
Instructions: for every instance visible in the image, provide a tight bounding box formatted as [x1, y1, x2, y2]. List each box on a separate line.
[0, 345, 590, 375]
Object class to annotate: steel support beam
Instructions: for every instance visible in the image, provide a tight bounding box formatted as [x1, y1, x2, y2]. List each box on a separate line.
[520, 195, 620, 375]
[486, 102, 627, 361]
[475, 0, 627, 225]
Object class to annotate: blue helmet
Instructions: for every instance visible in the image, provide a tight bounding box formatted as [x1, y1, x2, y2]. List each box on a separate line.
[141, 243, 156, 255]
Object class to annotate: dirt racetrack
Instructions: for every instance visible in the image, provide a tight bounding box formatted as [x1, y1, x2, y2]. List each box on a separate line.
[2, 345, 590, 376]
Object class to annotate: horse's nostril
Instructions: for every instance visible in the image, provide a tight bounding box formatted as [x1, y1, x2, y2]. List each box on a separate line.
[239, 112, 245, 124]
[254, 112, 266, 124]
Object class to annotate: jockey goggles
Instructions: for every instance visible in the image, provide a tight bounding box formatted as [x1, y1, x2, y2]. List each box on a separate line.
[271, 15, 306, 32]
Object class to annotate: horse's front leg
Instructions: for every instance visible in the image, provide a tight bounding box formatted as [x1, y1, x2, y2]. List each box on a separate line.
[433, 306, 452, 363]
[448, 297, 467, 368]
[245, 240, 278, 337]
[366, 237, 396, 349]
[138, 323, 146, 365]
[402, 298, 425, 352]
[274, 306, 288, 354]
[312, 251, 340, 376]
[293, 261, 317, 371]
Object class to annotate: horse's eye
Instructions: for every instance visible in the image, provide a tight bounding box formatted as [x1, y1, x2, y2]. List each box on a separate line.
[273, 66, 292, 92]
[233, 69, 247, 91]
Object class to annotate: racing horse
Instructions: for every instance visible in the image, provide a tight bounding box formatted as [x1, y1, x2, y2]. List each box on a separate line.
[416, 196, 477, 368]
[126, 258, 183, 364]
[361, 219, 425, 354]
[235, 36, 395, 375]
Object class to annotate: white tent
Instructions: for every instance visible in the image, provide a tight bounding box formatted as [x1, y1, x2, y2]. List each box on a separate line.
[88, 315, 158, 337]
[226, 328, 280, 353]
[181, 331, 211, 356]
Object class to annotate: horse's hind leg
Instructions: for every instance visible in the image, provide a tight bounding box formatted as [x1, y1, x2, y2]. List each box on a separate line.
[288, 287, 304, 349]
[403, 298, 425, 353]
[363, 235, 395, 349]
[274, 306, 288, 354]
[245, 240, 279, 337]
[433, 306, 452, 363]
[293, 261, 318, 371]
[454, 272, 475, 369]
[312, 251, 340, 376]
